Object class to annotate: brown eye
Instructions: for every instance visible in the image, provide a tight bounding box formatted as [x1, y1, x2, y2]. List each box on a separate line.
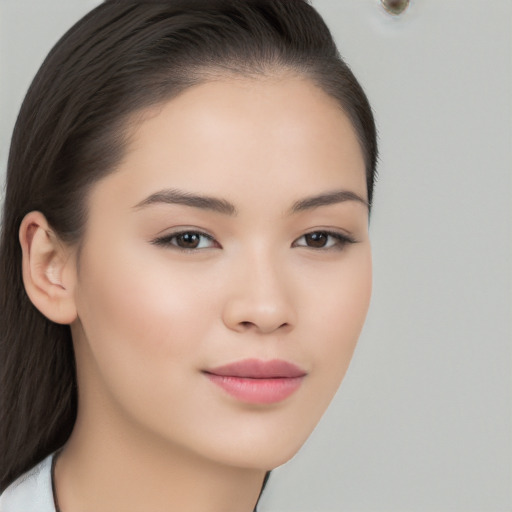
[175, 232, 201, 249]
[305, 232, 328, 248]
[151, 231, 218, 250]
[293, 230, 356, 251]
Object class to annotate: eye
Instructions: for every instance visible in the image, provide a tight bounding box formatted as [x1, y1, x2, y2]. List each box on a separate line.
[151, 230, 219, 250]
[293, 230, 355, 250]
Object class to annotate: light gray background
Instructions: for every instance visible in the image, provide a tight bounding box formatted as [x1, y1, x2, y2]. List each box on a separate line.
[1, 1, 511, 511]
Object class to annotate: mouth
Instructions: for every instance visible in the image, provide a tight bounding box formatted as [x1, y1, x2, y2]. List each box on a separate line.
[203, 358, 307, 405]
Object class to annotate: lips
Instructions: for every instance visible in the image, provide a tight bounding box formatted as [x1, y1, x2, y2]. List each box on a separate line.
[203, 358, 307, 404]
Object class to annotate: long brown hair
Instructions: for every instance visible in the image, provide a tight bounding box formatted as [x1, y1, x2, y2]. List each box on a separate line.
[0, 0, 378, 493]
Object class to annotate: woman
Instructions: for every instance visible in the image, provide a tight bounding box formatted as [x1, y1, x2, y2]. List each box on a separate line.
[0, 0, 377, 510]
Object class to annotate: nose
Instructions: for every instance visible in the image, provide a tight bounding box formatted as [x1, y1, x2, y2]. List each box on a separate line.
[221, 250, 296, 335]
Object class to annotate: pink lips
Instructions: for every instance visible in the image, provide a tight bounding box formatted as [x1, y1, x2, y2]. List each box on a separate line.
[204, 359, 306, 404]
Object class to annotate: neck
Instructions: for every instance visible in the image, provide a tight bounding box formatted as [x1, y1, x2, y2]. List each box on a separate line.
[54, 408, 266, 512]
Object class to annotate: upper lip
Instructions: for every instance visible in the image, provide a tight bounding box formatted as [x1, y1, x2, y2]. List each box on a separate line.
[204, 358, 307, 379]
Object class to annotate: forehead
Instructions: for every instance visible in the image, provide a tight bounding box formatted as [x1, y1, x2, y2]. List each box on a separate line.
[89, 75, 367, 216]
[128, 75, 363, 159]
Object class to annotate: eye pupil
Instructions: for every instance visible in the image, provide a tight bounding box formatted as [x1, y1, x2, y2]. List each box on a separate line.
[177, 233, 200, 248]
[306, 232, 327, 248]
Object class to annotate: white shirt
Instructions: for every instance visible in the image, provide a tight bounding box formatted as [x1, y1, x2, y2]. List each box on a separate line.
[0, 454, 56, 512]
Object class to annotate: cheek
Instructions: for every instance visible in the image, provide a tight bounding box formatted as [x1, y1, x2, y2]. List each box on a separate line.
[323, 251, 372, 345]
[303, 247, 372, 402]
[73, 239, 221, 389]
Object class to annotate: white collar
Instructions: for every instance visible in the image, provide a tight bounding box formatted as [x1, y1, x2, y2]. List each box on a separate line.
[0, 453, 56, 512]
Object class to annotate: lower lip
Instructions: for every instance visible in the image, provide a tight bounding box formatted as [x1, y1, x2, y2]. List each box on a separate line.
[205, 374, 304, 404]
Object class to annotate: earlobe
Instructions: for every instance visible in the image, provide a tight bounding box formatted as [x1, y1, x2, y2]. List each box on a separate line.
[19, 211, 78, 324]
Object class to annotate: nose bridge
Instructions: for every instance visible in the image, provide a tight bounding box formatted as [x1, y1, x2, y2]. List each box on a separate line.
[222, 242, 296, 334]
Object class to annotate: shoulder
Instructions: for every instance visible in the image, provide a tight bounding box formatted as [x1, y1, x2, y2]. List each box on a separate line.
[0, 454, 56, 512]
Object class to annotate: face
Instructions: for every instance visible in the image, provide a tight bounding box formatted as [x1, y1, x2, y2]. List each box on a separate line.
[70, 74, 371, 470]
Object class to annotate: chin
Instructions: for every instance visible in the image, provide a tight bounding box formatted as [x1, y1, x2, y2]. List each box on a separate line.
[204, 426, 313, 471]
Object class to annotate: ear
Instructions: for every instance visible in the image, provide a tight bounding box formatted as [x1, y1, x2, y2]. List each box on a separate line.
[19, 211, 78, 324]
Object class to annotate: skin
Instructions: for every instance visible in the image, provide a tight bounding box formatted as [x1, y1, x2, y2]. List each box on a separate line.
[20, 74, 371, 512]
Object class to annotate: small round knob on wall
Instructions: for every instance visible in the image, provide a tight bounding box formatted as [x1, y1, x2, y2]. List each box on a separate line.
[381, 0, 410, 16]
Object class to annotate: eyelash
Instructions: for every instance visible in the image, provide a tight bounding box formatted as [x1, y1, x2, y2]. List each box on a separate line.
[151, 229, 356, 252]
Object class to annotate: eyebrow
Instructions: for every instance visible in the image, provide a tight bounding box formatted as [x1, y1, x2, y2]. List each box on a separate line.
[133, 189, 237, 215]
[133, 187, 369, 215]
[289, 190, 369, 213]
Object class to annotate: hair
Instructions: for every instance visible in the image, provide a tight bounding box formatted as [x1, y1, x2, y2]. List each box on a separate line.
[0, 0, 378, 498]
